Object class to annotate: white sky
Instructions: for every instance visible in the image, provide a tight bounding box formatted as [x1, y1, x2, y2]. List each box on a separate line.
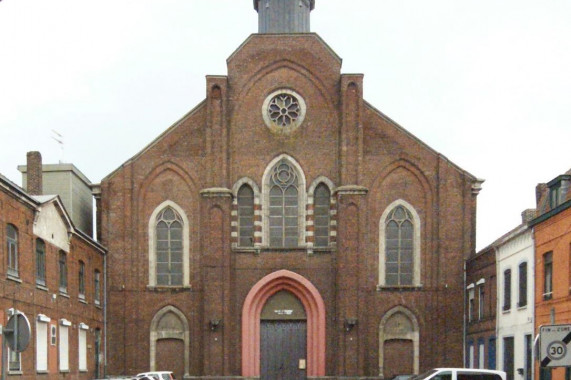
[1, 0, 570, 250]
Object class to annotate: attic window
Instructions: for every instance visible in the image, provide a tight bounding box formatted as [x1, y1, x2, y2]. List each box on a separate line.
[550, 185, 560, 209]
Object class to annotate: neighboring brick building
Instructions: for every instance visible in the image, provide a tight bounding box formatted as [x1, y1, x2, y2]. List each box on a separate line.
[531, 170, 571, 380]
[0, 152, 106, 380]
[465, 244, 497, 370]
[99, 1, 482, 378]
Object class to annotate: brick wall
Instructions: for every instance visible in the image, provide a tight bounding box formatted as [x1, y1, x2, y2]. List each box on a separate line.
[101, 34, 478, 378]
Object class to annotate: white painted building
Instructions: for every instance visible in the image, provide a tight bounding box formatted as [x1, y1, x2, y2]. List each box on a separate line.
[496, 212, 535, 380]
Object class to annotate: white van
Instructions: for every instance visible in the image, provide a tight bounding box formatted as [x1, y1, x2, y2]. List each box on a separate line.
[414, 368, 506, 380]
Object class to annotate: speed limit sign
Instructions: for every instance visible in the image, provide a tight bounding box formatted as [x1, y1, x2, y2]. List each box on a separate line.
[540, 325, 571, 367]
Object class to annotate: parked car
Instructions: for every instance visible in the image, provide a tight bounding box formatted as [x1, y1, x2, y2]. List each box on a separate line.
[414, 368, 506, 380]
[391, 375, 415, 380]
[136, 371, 175, 380]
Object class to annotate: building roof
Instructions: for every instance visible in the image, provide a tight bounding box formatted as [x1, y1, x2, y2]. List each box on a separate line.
[0, 171, 106, 254]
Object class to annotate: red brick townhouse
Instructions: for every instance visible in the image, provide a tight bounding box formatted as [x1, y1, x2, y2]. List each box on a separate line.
[98, 1, 483, 378]
[0, 152, 106, 380]
[531, 169, 571, 380]
[465, 244, 497, 370]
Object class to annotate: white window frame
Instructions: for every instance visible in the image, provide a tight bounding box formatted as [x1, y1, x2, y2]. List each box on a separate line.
[479, 341, 485, 368]
[467, 285, 475, 322]
[148, 201, 190, 287]
[378, 199, 421, 287]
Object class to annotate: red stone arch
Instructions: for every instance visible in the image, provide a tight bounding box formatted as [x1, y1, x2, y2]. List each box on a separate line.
[241, 270, 326, 377]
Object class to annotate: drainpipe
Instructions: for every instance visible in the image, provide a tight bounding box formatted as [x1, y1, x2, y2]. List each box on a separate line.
[493, 245, 499, 368]
[104, 252, 108, 377]
[463, 260, 467, 367]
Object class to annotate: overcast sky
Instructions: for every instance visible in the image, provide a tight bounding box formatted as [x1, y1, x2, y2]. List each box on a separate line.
[1, 0, 570, 250]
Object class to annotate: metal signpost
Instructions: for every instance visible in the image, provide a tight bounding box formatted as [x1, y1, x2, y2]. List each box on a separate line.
[1, 310, 31, 380]
[540, 324, 571, 368]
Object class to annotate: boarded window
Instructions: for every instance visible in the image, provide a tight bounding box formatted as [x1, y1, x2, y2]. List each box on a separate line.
[59, 324, 69, 371]
[384, 339, 413, 378]
[36, 320, 49, 372]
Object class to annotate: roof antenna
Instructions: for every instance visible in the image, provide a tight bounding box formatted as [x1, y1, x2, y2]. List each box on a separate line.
[51, 130, 65, 163]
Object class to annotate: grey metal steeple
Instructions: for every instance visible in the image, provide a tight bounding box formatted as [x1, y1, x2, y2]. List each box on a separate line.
[254, 0, 315, 33]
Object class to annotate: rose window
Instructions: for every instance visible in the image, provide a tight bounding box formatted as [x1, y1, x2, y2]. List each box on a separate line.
[268, 94, 301, 127]
[262, 89, 306, 134]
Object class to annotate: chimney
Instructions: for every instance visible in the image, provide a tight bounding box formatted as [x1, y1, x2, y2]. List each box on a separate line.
[521, 209, 536, 224]
[26, 151, 43, 195]
[536, 183, 547, 206]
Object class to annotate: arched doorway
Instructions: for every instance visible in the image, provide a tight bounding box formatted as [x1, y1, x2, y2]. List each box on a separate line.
[242, 270, 326, 378]
[260, 290, 307, 380]
[150, 306, 190, 379]
[379, 306, 419, 378]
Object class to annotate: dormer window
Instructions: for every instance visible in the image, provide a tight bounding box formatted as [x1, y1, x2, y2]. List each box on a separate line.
[550, 184, 560, 209]
[547, 174, 570, 209]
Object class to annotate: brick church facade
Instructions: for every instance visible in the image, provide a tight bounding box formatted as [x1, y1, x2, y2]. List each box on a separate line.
[98, 1, 482, 378]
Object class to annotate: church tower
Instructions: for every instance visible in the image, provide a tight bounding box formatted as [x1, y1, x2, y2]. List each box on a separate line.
[254, 0, 315, 33]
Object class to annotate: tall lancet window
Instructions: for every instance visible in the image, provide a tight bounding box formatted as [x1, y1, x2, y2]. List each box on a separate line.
[238, 184, 255, 247]
[269, 160, 299, 247]
[314, 183, 330, 247]
[156, 207, 183, 285]
[385, 206, 414, 286]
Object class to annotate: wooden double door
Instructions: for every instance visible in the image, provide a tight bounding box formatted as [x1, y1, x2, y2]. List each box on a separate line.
[260, 320, 307, 380]
[260, 290, 308, 380]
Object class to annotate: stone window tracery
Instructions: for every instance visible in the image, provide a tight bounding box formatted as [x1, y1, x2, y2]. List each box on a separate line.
[156, 207, 183, 286]
[262, 89, 306, 134]
[268, 94, 301, 127]
[378, 200, 421, 288]
[148, 201, 190, 287]
[385, 206, 414, 286]
[269, 161, 299, 247]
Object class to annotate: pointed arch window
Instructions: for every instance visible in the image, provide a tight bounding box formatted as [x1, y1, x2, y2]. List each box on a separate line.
[314, 184, 330, 247]
[156, 207, 183, 286]
[269, 161, 299, 247]
[379, 200, 421, 287]
[238, 185, 255, 247]
[385, 206, 414, 285]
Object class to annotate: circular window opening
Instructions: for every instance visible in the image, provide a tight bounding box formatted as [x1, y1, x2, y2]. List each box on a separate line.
[262, 89, 306, 134]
